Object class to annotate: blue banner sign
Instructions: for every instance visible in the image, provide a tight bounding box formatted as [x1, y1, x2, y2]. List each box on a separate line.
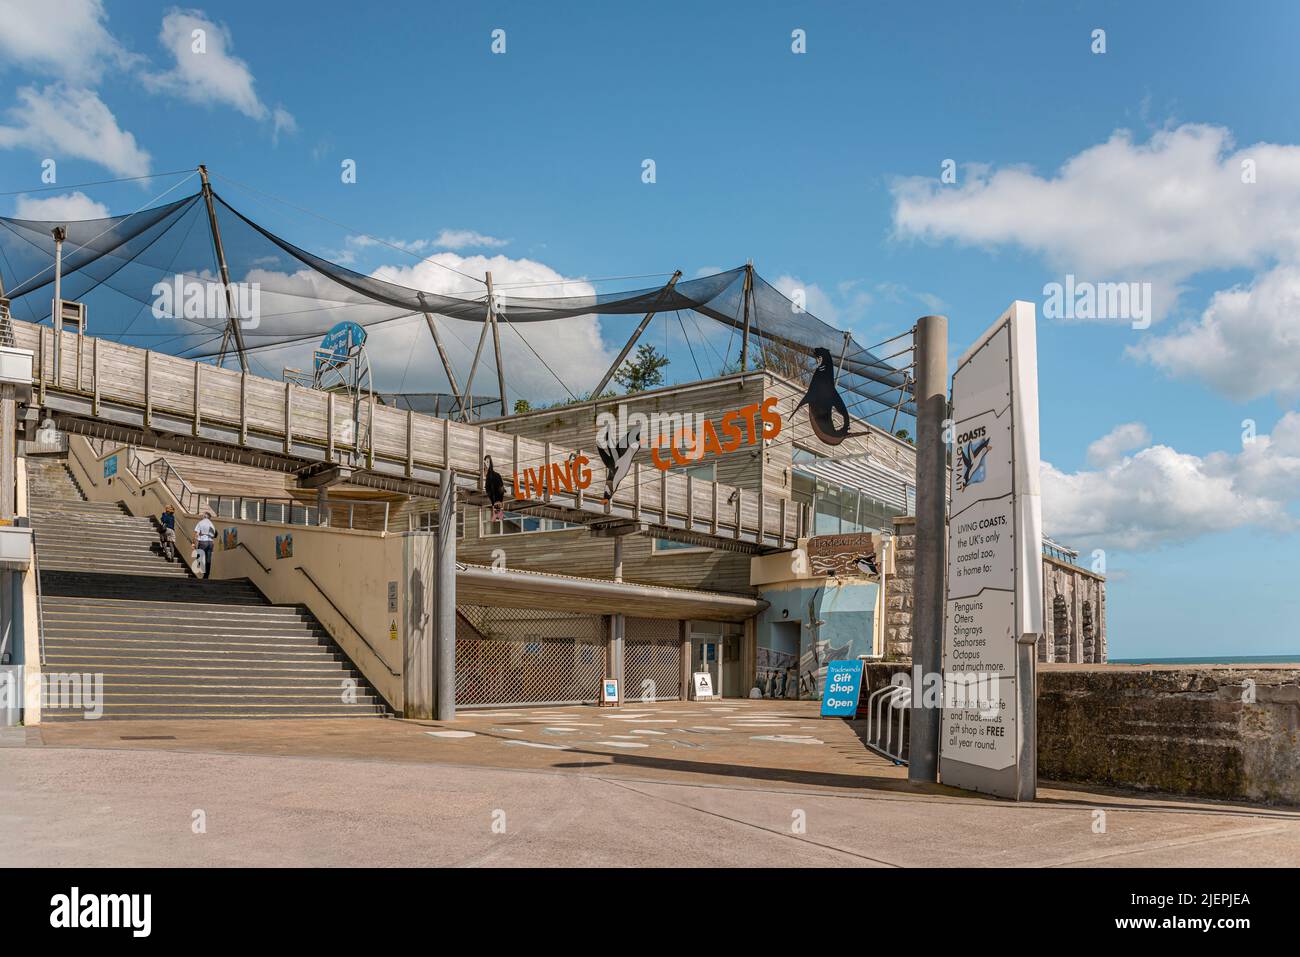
[103, 454, 118, 479]
[820, 659, 864, 717]
[315, 321, 367, 371]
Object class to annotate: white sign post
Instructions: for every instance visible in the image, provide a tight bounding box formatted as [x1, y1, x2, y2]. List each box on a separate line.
[939, 301, 1043, 800]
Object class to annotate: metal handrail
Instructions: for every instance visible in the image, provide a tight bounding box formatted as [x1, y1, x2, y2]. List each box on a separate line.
[31, 527, 47, 667]
[128, 451, 202, 515]
[292, 565, 400, 678]
[235, 540, 271, 575]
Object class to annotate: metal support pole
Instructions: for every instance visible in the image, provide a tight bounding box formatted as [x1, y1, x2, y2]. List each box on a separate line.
[198, 165, 249, 374]
[51, 227, 65, 383]
[485, 272, 508, 416]
[908, 314, 947, 785]
[590, 270, 682, 398]
[738, 261, 754, 372]
[417, 293, 463, 409]
[609, 535, 625, 703]
[461, 289, 494, 420]
[435, 467, 457, 720]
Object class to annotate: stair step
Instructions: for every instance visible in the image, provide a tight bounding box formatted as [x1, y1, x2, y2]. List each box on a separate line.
[26, 457, 385, 720]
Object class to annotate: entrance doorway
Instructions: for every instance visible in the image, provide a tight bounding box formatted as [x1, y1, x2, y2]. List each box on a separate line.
[688, 622, 721, 698]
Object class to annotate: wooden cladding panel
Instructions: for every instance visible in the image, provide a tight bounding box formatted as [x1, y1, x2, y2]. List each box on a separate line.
[10, 322, 802, 546]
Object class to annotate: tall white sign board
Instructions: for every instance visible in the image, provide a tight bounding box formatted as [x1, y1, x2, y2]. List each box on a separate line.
[940, 301, 1043, 800]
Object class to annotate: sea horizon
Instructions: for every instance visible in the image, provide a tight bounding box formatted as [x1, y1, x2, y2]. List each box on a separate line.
[1110, 654, 1300, 665]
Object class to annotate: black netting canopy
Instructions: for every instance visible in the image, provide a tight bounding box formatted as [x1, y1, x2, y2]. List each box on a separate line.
[0, 187, 915, 424]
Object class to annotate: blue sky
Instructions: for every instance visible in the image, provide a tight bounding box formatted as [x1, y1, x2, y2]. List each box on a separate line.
[2, 1, 1299, 657]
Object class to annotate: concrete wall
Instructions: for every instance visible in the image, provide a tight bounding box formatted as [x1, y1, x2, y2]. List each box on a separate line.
[1038, 665, 1300, 806]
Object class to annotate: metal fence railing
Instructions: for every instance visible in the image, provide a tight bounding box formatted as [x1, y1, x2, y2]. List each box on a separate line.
[625, 618, 682, 703]
[455, 605, 607, 708]
[863, 683, 911, 764]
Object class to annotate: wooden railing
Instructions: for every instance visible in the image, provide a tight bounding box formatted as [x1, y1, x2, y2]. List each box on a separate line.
[11, 321, 805, 550]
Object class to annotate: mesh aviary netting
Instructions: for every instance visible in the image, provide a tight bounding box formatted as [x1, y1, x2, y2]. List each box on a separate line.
[0, 186, 915, 424]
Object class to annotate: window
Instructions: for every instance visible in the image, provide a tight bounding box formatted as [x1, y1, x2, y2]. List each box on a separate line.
[654, 462, 717, 554]
[794, 469, 904, 535]
[480, 510, 580, 536]
[415, 505, 465, 539]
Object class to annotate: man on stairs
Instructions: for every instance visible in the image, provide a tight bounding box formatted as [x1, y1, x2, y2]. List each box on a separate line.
[194, 511, 216, 580]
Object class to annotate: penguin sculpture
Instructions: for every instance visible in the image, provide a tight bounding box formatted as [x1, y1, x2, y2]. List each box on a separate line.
[793, 347, 864, 446]
[483, 455, 506, 521]
[595, 421, 642, 501]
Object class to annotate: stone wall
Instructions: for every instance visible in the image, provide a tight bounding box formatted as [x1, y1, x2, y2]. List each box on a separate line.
[1038, 665, 1300, 806]
[1042, 557, 1107, 663]
[882, 516, 1105, 664]
[861, 662, 1300, 806]
[883, 516, 915, 660]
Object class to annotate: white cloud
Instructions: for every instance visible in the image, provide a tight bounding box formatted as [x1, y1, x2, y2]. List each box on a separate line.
[368, 254, 613, 402]
[142, 9, 294, 134]
[218, 252, 616, 404]
[895, 124, 1300, 278]
[1086, 422, 1152, 467]
[771, 274, 841, 325]
[12, 190, 110, 221]
[0, 0, 136, 83]
[1132, 263, 1300, 403]
[347, 230, 509, 256]
[892, 124, 1300, 323]
[433, 229, 508, 250]
[347, 235, 433, 255]
[1041, 416, 1300, 550]
[0, 84, 150, 177]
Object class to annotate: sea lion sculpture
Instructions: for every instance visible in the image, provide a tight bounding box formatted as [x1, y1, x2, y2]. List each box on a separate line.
[794, 347, 863, 446]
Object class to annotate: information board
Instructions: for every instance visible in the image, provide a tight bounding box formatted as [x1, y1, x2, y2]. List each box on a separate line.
[939, 301, 1043, 800]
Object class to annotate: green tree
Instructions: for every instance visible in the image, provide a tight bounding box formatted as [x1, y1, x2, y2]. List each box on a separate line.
[512, 398, 532, 414]
[613, 343, 670, 394]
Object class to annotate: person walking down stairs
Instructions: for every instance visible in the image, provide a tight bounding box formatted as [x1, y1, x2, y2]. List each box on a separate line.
[194, 511, 216, 580]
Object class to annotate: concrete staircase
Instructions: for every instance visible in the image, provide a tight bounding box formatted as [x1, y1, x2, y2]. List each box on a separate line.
[26, 455, 388, 720]
[26, 458, 189, 578]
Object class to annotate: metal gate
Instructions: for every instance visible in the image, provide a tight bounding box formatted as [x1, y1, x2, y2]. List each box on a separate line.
[625, 618, 682, 703]
[456, 605, 606, 707]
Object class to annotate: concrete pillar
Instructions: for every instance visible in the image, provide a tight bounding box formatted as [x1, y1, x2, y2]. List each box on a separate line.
[435, 468, 457, 720]
[908, 315, 947, 784]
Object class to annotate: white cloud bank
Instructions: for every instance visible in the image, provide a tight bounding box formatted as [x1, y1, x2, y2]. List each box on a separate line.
[1042, 417, 1300, 550]
[0, 84, 151, 177]
[12, 190, 111, 220]
[891, 122, 1300, 401]
[0, 0, 136, 83]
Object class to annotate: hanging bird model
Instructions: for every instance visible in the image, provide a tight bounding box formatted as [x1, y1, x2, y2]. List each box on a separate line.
[794, 347, 865, 446]
[595, 421, 642, 501]
[483, 455, 506, 521]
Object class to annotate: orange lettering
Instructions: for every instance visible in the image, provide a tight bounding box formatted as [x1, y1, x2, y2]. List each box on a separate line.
[760, 395, 783, 440]
[719, 411, 743, 452]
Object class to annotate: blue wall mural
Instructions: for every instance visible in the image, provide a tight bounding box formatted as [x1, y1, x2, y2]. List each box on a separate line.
[754, 579, 878, 700]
